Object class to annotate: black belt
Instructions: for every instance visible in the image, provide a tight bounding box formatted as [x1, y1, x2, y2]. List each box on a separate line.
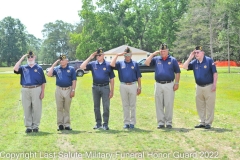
[93, 83, 109, 87]
[198, 83, 212, 87]
[156, 81, 173, 84]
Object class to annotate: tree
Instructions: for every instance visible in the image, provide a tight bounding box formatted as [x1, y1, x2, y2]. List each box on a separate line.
[0, 16, 28, 66]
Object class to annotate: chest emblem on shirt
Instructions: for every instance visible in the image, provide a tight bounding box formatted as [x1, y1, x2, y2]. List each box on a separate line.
[103, 67, 106, 70]
[67, 70, 70, 73]
[168, 62, 171, 65]
[131, 66, 134, 69]
[204, 65, 207, 68]
[34, 69, 37, 72]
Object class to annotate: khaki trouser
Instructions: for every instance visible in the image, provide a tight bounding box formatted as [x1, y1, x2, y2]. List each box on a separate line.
[154, 82, 175, 125]
[21, 86, 42, 129]
[196, 84, 216, 126]
[55, 86, 72, 127]
[120, 83, 138, 125]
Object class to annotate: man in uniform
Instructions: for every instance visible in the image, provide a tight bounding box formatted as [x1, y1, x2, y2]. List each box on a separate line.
[145, 44, 180, 129]
[80, 48, 115, 130]
[47, 54, 77, 131]
[110, 47, 142, 129]
[13, 51, 46, 133]
[183, 46, 218, 129]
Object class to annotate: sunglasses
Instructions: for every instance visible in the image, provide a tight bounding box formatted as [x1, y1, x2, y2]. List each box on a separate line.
[27, 56, 34, 59]
[124, 53, 132, 57]
[194, 52, 200, 54]
[96, 54, 103, 57]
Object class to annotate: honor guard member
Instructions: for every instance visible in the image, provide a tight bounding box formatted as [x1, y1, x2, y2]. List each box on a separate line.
[110, 47, 142, 129]
[13, 51, 46, 133]
[80, 48, 115, 130]
[47, 54, 77, 131]
[183, 46, 218, 129]
[145, 44, 180, 129]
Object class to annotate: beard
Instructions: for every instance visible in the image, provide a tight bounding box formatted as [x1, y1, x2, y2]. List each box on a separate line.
[27, 59, 35, 65]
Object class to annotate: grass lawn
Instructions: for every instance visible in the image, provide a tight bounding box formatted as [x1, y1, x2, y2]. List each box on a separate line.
[0, 67, 239, 160]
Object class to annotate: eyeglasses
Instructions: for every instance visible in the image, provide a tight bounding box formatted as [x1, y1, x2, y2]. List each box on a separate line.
[27, 56, 34, 59]
[124, 53, 132, 57]
[96, 54, 102, 57]
[194, 52, 201, 54]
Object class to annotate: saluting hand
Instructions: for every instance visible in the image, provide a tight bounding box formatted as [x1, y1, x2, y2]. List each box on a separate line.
[152, 51, 160, 56]
[90, 52, 97, 59]
[189, 50, 195, 59]
[117, 52, 126, 56]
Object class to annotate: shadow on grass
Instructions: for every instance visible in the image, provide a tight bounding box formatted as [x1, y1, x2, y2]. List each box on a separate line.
[57, 130, 84, 134]
[203, 127, 233, 133]
[24, 131, 53, 136]
[91, 127, 153, 134]
[160, 128, 194, 133]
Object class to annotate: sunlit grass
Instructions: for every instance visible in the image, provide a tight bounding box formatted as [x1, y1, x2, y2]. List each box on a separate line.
[0, 67, 239, 159]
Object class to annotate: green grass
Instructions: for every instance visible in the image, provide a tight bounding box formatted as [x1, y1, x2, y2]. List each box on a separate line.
[0, 67, 239, 160]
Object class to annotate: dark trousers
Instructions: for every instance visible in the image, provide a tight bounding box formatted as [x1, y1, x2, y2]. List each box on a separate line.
[92, 85, 110, 125]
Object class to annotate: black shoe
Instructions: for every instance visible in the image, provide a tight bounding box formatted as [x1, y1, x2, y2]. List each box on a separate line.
[33, 128, 39, 132]
[123, 124, 130, 129]
[93, 124, 102, 129]
[65, 127, 72, 130]
[157, 125, 165, 129]
[25, 128, 32, 133]
[102, 124, 109, 130]
[205, 124, 211, 129]
[58, 125, 64, 131]
[129, 124, 134, 129]
[195, 124, 205, 128]
[166, 125, 172, 129]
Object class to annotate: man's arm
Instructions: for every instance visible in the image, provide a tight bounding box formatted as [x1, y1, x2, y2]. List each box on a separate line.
[183, 51, 195, 70]
[110, 52, 125, 67]
[13, 54, 27, 72]
[137, 77, 141, 95]
[212, 73, 218, 92]
[47, 59, 60, 77]
[109, 78, 114, 98]
[80, 52, 97, 70]
[145, 51, 159, 66]
[173, 73, 180, 91]
[70, 80, 77, 98]
[40, 83, 45, 100]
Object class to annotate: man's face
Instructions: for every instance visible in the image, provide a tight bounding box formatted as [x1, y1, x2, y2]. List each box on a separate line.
[160, 49, 169, 57]
[124, 53, 132, 61]
[194, 50, 204, 60]
[96, 54, 104, 61]
[27, 55, 35, 65]
[60, 59, 68, 66]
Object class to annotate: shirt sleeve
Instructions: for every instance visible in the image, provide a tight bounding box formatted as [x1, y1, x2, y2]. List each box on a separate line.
[86, 62, 93, 71]
[14, 66, 23, 74]
[40, 68, 47, 83]
[188, 60, 195, 70]
[135, 62, 142, 78]
[173, 59, 181, 73]
[71, 67, 77, 80]
[109, 66, 115, 79]
[150, 57, 156, 66]
[210, 59, 217, 73]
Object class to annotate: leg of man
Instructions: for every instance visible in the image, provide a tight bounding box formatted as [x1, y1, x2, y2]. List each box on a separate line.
[101, 85, 110, 125]
[120, 83, 130, 125]
[56, 87, 64, 126]
[163, 82, 175, 126]
[155, 83, 165, 125]
[128, 84, 137, 125]
[21, 88, 33, 129]
[62, 88, 72, 127]
[31, 86, 42, 129]
[196, 85, 206, 125]
[204, 84, 216, 126]
[92, 85, 102, 125]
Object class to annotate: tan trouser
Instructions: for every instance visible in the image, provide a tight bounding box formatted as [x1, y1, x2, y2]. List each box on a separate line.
[196, 84, 216, 125]
[154, 82, 175, 125]
[55, 86, 72, 127]
[120, 83, 137, 125]
[21, 86, 42, 129]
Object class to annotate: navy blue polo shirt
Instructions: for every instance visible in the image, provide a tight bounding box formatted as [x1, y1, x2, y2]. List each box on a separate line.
[53, 64, 77, 87]
[114, 60, 142, 82]
[86, 60, 115, 84]
[188, 56, 217, 85]
[150, 55, 181, 81]
[14, 64, 46, 85]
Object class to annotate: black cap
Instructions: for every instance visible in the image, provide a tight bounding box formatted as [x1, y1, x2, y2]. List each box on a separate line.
[195, 46, 202, 50]
[160, 43, 168, 50]
[96, 48, 104, 54]
[59, 54, 67, 60]
[28, 51, 35, 56]
[124, 47, 131, 53]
